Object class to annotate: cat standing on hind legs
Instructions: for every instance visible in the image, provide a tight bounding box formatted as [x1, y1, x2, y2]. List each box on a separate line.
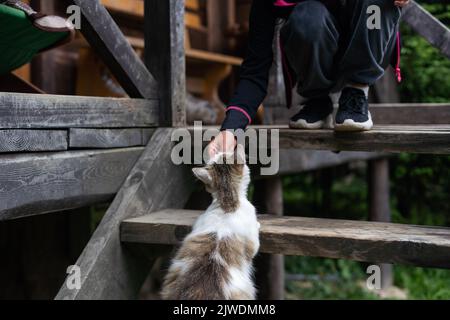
[161, 145, 260, 300]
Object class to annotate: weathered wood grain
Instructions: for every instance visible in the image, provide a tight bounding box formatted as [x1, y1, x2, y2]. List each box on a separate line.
[275, 127, 450, 154]
[0, 93, 158, 129]
[72, 0, 158, 98]
[69, 129, 155, 149]
[55, 129, 195, 300]
[403, 1, 450, 59]
[145, 0, 186, 127]
[370, 104, 450, 125]
[121, 210, 450, 269]
[190, 125, 450, 154]
[0, 148, 144, 220]
[0, 130, 67, 152]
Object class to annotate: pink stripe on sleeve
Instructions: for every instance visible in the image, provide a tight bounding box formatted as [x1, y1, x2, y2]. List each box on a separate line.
[226, 106, 252, 125]
[274, 0, 296, 7]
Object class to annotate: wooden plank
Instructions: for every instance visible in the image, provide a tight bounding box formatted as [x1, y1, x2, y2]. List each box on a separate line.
[0, 93, 158, 129]
[121, 210, 450, 269]
[403, 1, 450, 59]
[55, 129, 195, 300]
[190, 125, 450, 154]
[274, 126, 450, 154]
[370, 104, 450, 125]
[145, 0, 186, 127]
[125, 37, 242, 66]
[186, 48, 243, 66]
[72, 0, 158, 98]
[0, 130, 67, 152]
[0, 148, 144, 221]
[69, 129, 155, 149]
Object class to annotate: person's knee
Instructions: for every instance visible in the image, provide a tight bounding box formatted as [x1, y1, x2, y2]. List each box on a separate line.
[286, 1, 334, 44]
[346, 0, 399, 13]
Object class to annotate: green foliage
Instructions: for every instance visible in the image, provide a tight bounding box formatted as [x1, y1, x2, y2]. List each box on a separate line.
[395, 266, 450, 299]
[399, 3, 450, 102]
[285, 256, 379, 300]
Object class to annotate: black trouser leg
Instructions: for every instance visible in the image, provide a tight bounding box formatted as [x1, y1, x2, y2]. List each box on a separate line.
[280, 0, 339, 99]
[336, 0, 401, 86]
[280, 0, 401, 98]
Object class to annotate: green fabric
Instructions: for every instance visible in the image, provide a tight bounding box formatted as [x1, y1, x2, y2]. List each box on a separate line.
[0, 4, 69, 74]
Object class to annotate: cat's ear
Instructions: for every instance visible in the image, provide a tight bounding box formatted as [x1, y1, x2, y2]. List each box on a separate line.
[192, 167, 212, 185]
[235, 144, 246, 164]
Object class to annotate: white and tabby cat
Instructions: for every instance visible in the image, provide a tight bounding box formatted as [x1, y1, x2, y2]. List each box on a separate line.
[161, 146, 260, 300]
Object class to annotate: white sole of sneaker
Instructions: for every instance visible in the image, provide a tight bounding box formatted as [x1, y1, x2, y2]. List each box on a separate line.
[334, 112, 373, 132]
[289, 114, 334, 130]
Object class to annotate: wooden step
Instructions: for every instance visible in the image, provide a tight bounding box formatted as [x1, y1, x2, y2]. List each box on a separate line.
[192, 125, 450, 154]
[121, 210, 450, 269]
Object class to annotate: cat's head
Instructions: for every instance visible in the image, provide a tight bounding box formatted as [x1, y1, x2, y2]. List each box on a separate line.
[192, 145, 249, 213]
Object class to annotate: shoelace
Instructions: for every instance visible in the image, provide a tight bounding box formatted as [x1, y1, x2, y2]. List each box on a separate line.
[340, 94, 367, 115]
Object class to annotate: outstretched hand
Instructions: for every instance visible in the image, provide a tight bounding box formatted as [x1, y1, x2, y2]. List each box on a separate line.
[207, 130, 237, 159]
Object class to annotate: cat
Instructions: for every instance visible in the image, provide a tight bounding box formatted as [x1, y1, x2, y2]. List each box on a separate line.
[161, 146, 260, 300]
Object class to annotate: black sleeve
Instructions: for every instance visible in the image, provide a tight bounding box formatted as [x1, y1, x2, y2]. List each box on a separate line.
[221, 0, 276, 131]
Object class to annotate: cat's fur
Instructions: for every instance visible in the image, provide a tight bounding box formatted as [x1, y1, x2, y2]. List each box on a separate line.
[161, 146, 260, 300]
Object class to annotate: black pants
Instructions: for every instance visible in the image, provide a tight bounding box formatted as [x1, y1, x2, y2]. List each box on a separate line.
[280, 0, 402, 98]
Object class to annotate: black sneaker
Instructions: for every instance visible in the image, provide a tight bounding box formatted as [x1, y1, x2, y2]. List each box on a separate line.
[335, 87, 373, 131]
[289, 96, 334, 129]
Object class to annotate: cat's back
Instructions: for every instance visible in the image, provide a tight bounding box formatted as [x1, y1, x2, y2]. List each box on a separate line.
[161, 222, 257, 300]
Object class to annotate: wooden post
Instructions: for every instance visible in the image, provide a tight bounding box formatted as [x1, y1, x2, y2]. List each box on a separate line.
[368, 158, 393, 290]
[251, 24, 285, 300]
[145, 0, 186, 127]
[253, 177, 285, 300]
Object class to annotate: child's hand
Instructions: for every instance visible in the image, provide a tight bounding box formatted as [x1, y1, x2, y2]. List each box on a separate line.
[394, 0, 410, 7]
[207, 130, 236, 158]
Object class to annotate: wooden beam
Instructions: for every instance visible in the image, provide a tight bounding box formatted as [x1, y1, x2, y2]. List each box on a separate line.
[72, 0, 158, 98]
[55, 129, 195, 300]
[145, 0, 186, 127]
[121, 210, 450, 269]
[0, 130, 67, 152]
[368, 158, 393, 290]
[191, 125, 450, 154]
[0, 93, 158, 129]
[403, 1, 450, 59]
[253, 177, 285, 300]
[370, 104, 450, 125]
[275, 126, 450, 154]
[69, 129, 155, 149]
[0, 148, 143, 221]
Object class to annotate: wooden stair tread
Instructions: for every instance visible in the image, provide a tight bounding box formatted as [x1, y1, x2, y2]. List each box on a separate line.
[190, 125, 450, 154]
[121, 209, 450, 269]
